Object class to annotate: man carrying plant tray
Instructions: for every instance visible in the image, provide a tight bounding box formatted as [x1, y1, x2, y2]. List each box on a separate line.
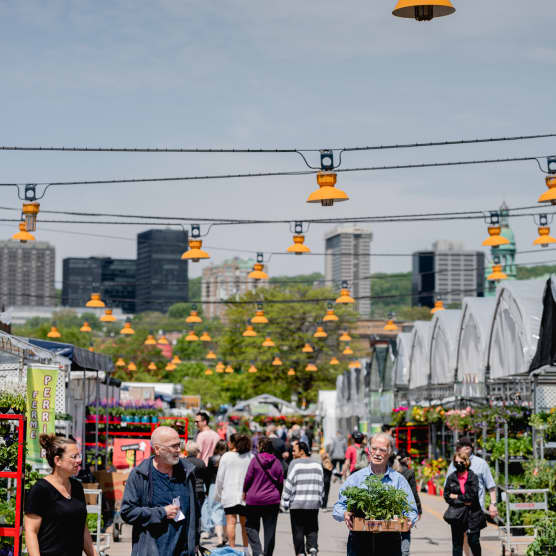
[332, 432, 418, 556]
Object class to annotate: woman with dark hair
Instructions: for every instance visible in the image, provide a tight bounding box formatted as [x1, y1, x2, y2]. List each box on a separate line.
[444, 452, 486, 556]
[24, 434, 97, 556]
[215, 433, 252, 547]
[243, 437, 284, 556]
[202, 439, 228, 546]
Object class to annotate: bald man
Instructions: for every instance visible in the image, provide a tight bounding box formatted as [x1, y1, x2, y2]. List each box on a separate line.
[121, 426, 200, 556]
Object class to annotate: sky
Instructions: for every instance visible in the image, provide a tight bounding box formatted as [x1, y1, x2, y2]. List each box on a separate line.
[1, 0, 556, 286]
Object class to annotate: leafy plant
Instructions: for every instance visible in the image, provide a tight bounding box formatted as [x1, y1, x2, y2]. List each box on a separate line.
[526, 516, 556, 555]
[484, 435, 532, 461]
[343, 474, 410, 520]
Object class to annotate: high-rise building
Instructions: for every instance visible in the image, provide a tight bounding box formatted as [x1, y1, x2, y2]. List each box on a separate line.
[136, 229, 188, 313]
[324, 226, 372, 317]
[62, 257, 136, 313]
[0, 241, 55, 307]
[412, 240, 485, 308]
[202, 257, 256, 319]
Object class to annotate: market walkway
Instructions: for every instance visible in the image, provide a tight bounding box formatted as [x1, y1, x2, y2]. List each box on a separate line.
[106, 483, 501, 555]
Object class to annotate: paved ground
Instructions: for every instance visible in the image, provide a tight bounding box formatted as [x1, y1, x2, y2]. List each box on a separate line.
[104, 481, 502, 555]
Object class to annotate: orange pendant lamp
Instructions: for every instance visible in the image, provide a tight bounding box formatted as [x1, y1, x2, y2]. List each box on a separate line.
[343, 345, 354, 355]
[384, 319, 399, 332]
[199, 331, 212, 342]
[248, 363, 258, 373]
[392, 0, 455, 21]
[12, 222, 35, 243]
[323, 303, 339, 322]
[262, 337, 275, 347]
[80, 321, 92, 333]
[287, 222, 310, 255]
[120, 320, 135, 335]
[487, 262, 507, 282]
[313, 326, 328, 339]
[47, 324, 61, 338]
[185, 330, 199, 341]
[339, 331, 352, 342]
[251, 304, 269, 324]
[165, 361, 176, 371]
[215, 362, 225, 373]
[305, 363, 318, 372]
[115, 356, 126, 368]
[186, 306, 203, 324]
[287, 368, 296, 376]
[539, 175, 556, 204]
[349, 360, 361, 369]
[306, 172, 349, 207]
[248, 253, 269, 280]
[206, 350, 217, 360]
[224, 364, 234, 374]
[482, 212, 510, 247]
[533, 214, 556, 247]
[243, 324, 258, 337]
[100, 308, 117, 322]
[181, 224, 210, 262]
[157, 334, 169, 345]
[144, 334, 157, 346]
[302, 343, 314, 353]
[430, 300, 445, 314]
[272, 355, 282, 366]
[127, 361, 137, 372]
[86, 293, 105, 308]
[148, 362, 157, 371]
[171, 355, 182, 365]
[336, 281, 355, 304]
[329, 356, 340, 365]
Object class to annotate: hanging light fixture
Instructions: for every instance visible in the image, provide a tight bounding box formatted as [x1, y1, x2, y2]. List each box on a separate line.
[323, 303, 339, 322]
[215, 362, 225, 373]
[248, 253, 269, 280]
[165, 361, 176, 371]
[339, 331, 352, 342]
[343, 345, 354, 355]
[306, 171, 349, 207]
[482, 212, 510, 247]
[287, 221, 311, 255]
[336, 281, 355, 304]
[272, 355, 282, 366]
[302, 343, 314, 353]
[185, 330, 199, 341]
[305, 363, 318, 372]
[205, 368, 213, 375]
[171, 354, 182, 365]
[224, 364, 234, 374]
[262, 337, 275, 347]
[47, 324, 61, 338]
[186, 305, 203, 323]
[430, 300, 445, 314]
[384, 318, 399, 332]
[115, 356, 126, 367]
[128, 361, 137, 371]
[288, 368, 296, 376]
[144, 334, 157, 346]
[206, 350, 217, 359]
[251, 303, 269, 324]
[181, 224, 210, 262]
[120, 319, 135, 335]
[21, 191, 40, 232]
[11, 222, 35, 243]
[313, 326, 328, 339]
[100, 308, 117, 322]
[392, 0, 455, 20]
[487, 256, 508, 281]
[349, 360, 361, 369]
[533, 214, 556, 247]
[157, 334, 169, 345]
[80, 321, 92, 333]
[243, 324, 258, 337]
[199, 331, 212, 342]
[86, 293, 105, 308]
[538, 172, 556, 204]
[89, 344, 95, 352]
[329, 356, 340, 365]
[148, 362, 157, 371]
[248, 363, 258, 373]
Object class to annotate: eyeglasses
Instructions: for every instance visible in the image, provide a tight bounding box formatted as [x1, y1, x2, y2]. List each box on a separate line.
[66, 453, 82, 461]
[161, 443, 181, 451]
[369, 447, 388, 455]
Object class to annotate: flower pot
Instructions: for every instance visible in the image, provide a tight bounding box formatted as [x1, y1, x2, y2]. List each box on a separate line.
[151, 416, 159, 423]
[427, 480, 436, 495]
[141, 416, 149, 423]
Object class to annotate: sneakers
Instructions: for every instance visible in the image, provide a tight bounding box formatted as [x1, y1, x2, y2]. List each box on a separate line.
[308, 548, 318, 556]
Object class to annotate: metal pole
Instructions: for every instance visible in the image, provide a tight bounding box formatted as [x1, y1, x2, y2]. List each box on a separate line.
[431, 423, 437, 459]
[105, 381, 110, 468]
[441, 423, 446, 459]
[95, 369, 99, 471]
[482, 424, 487, 459]
[495, 424, 500, 483]
[504, 420, 509, 491]
[82, 367, 86, 470]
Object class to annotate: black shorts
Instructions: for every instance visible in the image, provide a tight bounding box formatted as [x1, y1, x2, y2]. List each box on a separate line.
[224, 504, 246, 516]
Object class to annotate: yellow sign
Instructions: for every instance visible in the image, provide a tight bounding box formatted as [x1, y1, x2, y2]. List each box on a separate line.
[26, 366, 59, 465]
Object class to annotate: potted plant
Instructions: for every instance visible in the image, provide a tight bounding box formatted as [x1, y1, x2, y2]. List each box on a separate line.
[343, 474, 411, 532]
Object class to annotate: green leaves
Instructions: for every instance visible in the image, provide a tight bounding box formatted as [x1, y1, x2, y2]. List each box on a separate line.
[344, 474, 410, 520]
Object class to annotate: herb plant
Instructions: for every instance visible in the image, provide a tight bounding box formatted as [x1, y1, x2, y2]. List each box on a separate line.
[343, 474, 410, 521]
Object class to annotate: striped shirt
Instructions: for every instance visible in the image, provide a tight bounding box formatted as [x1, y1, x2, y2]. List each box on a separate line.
[281, 458, 324, 510]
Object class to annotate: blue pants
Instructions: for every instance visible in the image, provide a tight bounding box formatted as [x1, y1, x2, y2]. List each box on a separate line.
[201, 483, 225, 532]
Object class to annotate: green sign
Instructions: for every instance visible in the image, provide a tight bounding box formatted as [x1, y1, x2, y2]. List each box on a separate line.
[26, 366, 59, 465]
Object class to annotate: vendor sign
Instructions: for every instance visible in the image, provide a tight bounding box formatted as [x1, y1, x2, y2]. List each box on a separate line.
[26, 366, 59, 465]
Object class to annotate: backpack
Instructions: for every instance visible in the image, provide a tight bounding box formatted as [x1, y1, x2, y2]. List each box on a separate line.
[353, 445, 368, 471]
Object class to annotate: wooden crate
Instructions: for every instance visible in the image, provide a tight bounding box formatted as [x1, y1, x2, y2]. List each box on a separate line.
[352, 517, 410, 532]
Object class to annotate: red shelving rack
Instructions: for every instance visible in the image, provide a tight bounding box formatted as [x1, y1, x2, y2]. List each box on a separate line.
[0, 414, 26, 556]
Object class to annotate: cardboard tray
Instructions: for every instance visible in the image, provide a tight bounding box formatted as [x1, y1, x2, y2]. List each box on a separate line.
[352, 517, 410, 532]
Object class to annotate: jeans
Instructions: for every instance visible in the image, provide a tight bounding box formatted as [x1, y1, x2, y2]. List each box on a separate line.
[347, 532, 402, 556]
[245, 504, 279, 556]
[450, 525, 481, 556]
[290, 509, 319, 555]
[201, 483, 226, 532]
[331, 459, 344, 475]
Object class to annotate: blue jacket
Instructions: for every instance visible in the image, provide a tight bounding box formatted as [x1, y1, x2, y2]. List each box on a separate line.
[121, 457, 200, 556]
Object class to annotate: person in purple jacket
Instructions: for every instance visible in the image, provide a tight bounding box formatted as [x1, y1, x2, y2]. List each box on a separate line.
[243, 437, 284, 556]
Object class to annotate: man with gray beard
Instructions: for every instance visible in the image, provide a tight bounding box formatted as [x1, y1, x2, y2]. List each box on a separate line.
[121, 426, 200, 556]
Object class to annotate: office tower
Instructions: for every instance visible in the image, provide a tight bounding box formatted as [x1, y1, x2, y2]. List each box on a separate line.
[136, 229, 188, 313]
[324, 225, 372, 317]
[62, 257, 137, 313]
[202, 257, 257, 319]
[0, 241, 55, 307]
[412, 240, 485, 308]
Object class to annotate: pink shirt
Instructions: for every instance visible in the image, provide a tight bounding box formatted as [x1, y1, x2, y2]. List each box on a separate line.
[197, 429, 221, 464]
[458, 471, 468, 494]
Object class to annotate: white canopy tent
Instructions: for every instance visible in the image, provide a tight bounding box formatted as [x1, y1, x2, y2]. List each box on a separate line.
[408, 321, 432, 390]
[487, 279, 546, 379]
[393, 332, 412, 387]
[429, 310, 461, 385]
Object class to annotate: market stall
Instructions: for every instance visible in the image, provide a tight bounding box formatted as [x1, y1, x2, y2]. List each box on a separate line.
[393, 332, 411, 407]
[407, 321, 432, 404]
